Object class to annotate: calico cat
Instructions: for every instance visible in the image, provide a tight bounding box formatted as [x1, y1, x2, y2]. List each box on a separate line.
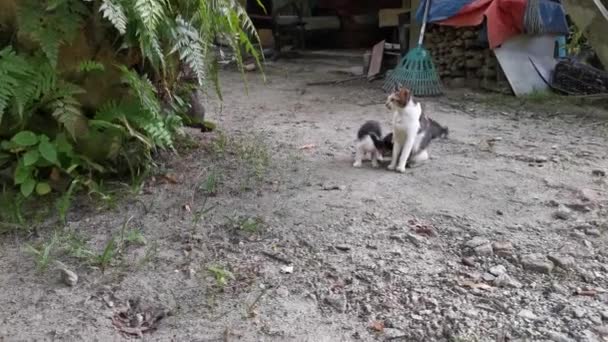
[385, 86, 448, 172]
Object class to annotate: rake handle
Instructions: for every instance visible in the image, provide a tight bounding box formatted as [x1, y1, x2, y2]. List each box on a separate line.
[418, 0, 431, 46]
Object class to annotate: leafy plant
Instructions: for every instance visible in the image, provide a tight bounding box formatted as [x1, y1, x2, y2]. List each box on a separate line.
[24, 233, 60, 272]
[208, 265, 235, 287]
[0, 0, 264, 218]
[225, 214, 264, 234]
[93, 236, 117, 272]
[0, 188, 26, 233]
[125, 229, 146, 246]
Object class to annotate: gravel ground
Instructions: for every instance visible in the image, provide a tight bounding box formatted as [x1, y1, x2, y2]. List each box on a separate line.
[1, 57, 608, 342]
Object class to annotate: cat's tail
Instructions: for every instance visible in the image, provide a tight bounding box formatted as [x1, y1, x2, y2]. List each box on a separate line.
[440, 126, 449, 139]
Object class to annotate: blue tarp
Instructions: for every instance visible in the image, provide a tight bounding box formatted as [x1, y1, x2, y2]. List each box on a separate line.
[415, 0, 568, 36]
[415, 0, 473, 23]
[532, 0, 569, 34]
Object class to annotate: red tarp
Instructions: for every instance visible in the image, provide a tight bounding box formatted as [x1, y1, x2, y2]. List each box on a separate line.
[437, 0, 527, 49]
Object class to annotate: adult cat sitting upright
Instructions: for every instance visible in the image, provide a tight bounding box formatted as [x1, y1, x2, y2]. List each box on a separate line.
[385, 86, 448, 172]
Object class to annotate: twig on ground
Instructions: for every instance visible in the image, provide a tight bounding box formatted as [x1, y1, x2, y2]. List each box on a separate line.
[261, 251, 292, 265]
[451, 173, 479, 181]
[306, 75, 365, 86]
[247, 286, 270, 315]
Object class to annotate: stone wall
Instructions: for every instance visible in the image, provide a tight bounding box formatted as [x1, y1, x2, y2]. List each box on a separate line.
[424, 24, 506, 88]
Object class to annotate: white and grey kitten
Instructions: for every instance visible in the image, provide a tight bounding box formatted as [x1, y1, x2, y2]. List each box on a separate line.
[353, 120, 393, 168]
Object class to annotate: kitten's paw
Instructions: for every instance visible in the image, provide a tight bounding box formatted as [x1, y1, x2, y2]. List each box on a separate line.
[353, 161, 362, 168]
[396, 166, 407, 173]
[387, 163, 396, 170]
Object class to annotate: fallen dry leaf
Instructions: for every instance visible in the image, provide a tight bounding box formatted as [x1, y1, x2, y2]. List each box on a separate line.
[575, 289, 597, 297]
[299, 144, 316, 150]
[112, 298, 169, 338]
[413, 225, 437, 237]
[460, 280, 494, 291]
[408, 218, 437, 237]
[370, 320, 385, 332]
[160, 174, 179, 184]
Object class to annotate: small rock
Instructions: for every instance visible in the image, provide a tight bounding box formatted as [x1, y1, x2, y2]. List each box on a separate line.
[594, 325, 608, 337]
[465, 237, 491, 248]
[482, 273, 496, 282]
[322, 184, 345, 191]
[59, 268, 78, 287]
[518, 309, 538, 320]
[552, 282, 569, 295]
[574, 308, 586, 319]
[405, 233, 424, 247]
[335, 244, 351, 252]
[390, 249, 403, 257]
[244, 63, 256, 72]
[547, 331, 575, 342]
[384, 328, 405, 339]
[492, 241, 514, 257]
[592, 169, 606, 177]
[461, 257, 475, 267]
[579, 330, 602, 342]
[324, 294, 347, 313]
[474, 244, 494, 256]
[535, 155, 549, 163]
[566, 203, 592, 213]
[276, 287, 289, 297]
[489, 265, 507, 276]
[493, 273, 522, 288]
[548, 199, 560, 207]
[547, 254, 575, 270]
[521, 254, 554, 274]
[601, 311, 608, 321]
[280, 265, 294, 274]
[554, 206, 572, 220]
[579, 188, 599, 203]
[389, 235, 405, 243]
[586, 228, 601, 237]
[590, 315, 603, 325]
[571, 230, 586, 239]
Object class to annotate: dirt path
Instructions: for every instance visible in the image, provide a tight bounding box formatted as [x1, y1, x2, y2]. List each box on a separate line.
[1, 58, 608, 342]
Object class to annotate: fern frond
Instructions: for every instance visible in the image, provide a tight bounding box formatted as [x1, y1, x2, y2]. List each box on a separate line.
[47, 82, 89, 139]
[96, 86, 173, 149]
[0, 48, 30, 118]
[139, 30, 166, 70]
[172, 16, 206, 86]
[99, 0, 128, 34]
[0, 47, 40, 124]
[133, 0, 166, 33]
[119, 66, 161, 115]
[77, 60, 106, 73]
[17, 0, 87, 67]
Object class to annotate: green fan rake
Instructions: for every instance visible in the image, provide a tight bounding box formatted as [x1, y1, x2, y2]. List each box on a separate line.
[383, 0, 443, 96]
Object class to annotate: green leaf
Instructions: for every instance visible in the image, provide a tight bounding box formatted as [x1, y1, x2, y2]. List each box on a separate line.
[11, 131, 38, 147]
[14, 163, 31, 185]
[36, 182, 52, 195]
[55, 133, 73, 154]
[23, 149, 40, 166]
[21, 178, 36, 197]
[38, 140, 58, 164]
